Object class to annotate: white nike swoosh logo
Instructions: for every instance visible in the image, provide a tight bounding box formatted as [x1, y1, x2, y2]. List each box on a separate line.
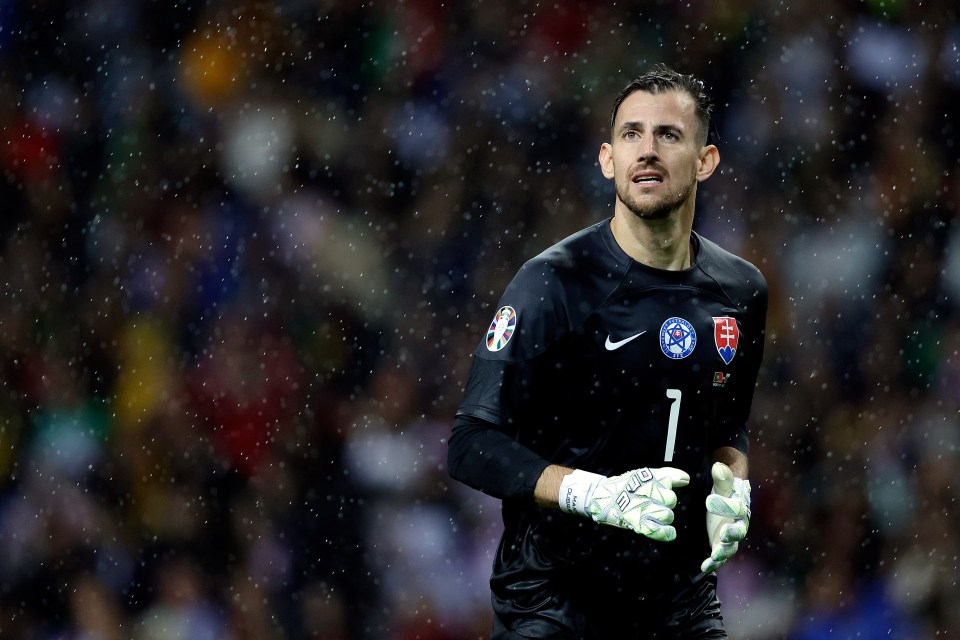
[604, 331, 647, 350]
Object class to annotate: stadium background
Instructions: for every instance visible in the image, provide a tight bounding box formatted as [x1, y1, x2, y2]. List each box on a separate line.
[1, 1, 958, 638]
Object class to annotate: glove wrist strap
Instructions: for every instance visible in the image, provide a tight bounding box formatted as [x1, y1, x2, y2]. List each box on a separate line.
[558, 469, 605, 516]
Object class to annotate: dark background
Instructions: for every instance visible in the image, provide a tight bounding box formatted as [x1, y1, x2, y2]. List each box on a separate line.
[1, 1, 958, 638]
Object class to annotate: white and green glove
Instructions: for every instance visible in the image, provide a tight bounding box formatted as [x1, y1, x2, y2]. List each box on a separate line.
[558, 467, 690, 541]
[701, 462, 751, 573]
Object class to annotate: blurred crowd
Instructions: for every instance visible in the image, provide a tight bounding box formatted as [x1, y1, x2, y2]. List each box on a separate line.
[1, 0, 959, 638]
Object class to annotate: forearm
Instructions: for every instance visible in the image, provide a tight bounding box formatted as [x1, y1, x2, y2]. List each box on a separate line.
[447, 413, 551, 501]
[533, 464, 575, 508]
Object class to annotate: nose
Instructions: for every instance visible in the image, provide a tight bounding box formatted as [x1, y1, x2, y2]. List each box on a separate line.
[637, 135, 659, 162]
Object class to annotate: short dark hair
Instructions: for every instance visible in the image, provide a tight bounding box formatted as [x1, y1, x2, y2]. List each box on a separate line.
[610, 64, 713, 146]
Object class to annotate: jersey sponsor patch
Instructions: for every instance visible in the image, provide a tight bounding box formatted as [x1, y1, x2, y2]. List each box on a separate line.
[486, 305, 517, 352]
[712, 316, 739, 365]
[713, 371, 732, 387]
[660, 317, 696, 359]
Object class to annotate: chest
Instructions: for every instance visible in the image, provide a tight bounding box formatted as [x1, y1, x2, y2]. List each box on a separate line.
[568, 286, 746, 390]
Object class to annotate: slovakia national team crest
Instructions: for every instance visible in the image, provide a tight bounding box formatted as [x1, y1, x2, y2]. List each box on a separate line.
[486, 306, 517, 352]
[713, 316, 739, 365]
[660, 317, 696, 359]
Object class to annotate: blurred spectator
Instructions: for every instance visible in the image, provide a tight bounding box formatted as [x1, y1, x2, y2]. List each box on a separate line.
[135, 556, 226, 640]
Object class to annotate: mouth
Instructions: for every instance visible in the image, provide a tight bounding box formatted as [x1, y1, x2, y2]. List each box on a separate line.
[631, 171, 664, 185]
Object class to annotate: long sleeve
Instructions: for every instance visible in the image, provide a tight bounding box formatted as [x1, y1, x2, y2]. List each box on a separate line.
[447, 413, 551, 501]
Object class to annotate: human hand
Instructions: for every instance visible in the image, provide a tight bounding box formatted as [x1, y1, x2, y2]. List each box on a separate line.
[559, 467, 690, 541]
[701, 462, 751, 573]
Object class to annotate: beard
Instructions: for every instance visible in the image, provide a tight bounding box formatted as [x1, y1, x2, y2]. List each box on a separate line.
[615, 175, 696, 220]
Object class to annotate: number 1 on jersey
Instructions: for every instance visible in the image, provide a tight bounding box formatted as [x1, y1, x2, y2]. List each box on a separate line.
[664, 388, 682, 461]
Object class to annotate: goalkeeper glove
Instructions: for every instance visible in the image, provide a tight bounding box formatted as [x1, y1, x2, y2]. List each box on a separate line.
[558, 467, 690, 541]
[701, 462, 751, 573]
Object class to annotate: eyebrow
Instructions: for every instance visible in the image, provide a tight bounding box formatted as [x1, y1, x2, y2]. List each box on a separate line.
[618, 121, 685, 136]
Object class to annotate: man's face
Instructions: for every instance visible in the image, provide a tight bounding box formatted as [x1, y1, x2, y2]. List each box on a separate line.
[599, 89, 716, 220]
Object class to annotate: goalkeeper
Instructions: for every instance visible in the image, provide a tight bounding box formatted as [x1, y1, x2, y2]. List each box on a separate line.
[448, 65, 766, 639]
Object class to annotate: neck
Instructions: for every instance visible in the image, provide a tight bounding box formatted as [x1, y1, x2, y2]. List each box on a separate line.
[610, 207, 694, 270]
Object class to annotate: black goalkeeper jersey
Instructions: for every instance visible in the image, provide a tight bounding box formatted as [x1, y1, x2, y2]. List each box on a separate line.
[449, 218, 767, 632]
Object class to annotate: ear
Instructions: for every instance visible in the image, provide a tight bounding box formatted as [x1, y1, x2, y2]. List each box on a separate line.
[599, 142, 615, 180]
[696, 144, 720, 182]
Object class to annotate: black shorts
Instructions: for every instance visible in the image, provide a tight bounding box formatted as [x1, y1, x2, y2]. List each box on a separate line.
[490, 573, 725, 640]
